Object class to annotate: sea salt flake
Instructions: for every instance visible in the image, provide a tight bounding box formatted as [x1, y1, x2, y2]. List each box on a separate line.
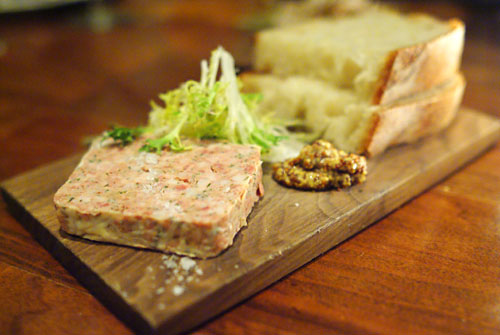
[156, 287, 165, 295]
[146, 266, 153, 272]
[195, 268, 203, 276]
[145, 153, 159, 165]
[179, 257, 196, 271]
[158, 303, 165, 310]
[164, 259, 177, 269]
[172, 285, 185, 296]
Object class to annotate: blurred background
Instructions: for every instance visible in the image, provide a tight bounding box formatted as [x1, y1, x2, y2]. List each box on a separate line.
[0, 0, 499, 179]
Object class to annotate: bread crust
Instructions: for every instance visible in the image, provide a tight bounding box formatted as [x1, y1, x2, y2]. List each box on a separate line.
[241, 72, 465, 156]
[254, 13, 465, 106]
[364, 72, 466, 156]
[373, 19, 465, 105]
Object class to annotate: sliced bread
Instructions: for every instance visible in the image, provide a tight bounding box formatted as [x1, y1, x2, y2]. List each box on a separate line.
[254, 9, 464, 105]
[241, 72, 465, 156]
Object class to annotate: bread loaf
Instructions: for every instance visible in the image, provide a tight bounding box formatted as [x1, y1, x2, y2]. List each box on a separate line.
[255, 9, 464, 104]
[242, 73, 465, 156]
[243, 9, 466, 156]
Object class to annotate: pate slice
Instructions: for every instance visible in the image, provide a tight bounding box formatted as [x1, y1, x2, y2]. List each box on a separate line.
[54, 138, 263, 258]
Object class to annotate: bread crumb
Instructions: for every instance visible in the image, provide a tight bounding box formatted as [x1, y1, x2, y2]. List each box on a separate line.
[147, 265, 153, 272]
[158, 303, 165, 310]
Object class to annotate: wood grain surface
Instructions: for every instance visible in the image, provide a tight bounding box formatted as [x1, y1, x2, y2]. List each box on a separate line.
[2, 109, 500, 334]
[1, 1, 500, 334]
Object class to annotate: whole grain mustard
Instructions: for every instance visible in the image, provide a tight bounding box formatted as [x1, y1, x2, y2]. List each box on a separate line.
[272, 140, 367, 190]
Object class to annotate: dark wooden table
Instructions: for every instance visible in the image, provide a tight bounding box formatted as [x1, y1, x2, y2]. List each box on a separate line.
[1, 1, 500, 334]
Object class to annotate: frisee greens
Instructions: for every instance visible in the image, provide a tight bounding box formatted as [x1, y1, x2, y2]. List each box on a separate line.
[103, 46, 306, 159]
[140, 46, 285, 153]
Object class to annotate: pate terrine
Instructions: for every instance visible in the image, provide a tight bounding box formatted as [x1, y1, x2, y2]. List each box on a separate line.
[53, 138, 263, 258]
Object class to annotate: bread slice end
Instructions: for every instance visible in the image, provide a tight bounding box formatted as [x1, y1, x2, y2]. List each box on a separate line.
[363, 72, 466, 156]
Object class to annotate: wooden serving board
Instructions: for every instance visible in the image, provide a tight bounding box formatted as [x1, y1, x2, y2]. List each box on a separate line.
[2, 108, 500, 335]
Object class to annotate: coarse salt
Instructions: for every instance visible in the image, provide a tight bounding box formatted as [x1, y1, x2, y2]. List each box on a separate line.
[172, 285, 185, 296]
[145, 153, 159, 165]
[164, 259, 177, 269]
[179, 257, 196, 271]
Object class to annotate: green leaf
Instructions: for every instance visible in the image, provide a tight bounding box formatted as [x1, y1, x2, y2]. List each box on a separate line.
[145, 46, 288, 153]
[102, 47, 305, 158]
[140, 135, 189, 153]
[103, 126, 145, 146]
